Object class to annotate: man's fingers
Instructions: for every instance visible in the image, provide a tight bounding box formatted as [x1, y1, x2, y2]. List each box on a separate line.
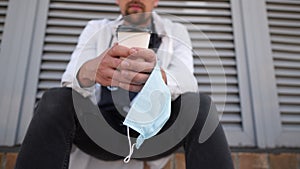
[95, 68, 145, 92]
[95, 67, 121, 86]
[119, 82, 143, 92]
[102, 56, 123, 69]
[119, 70, 149, 85]
[107, 44, 131, 58]
[119, 59, 154, 73]
[129, 47, 156, 62]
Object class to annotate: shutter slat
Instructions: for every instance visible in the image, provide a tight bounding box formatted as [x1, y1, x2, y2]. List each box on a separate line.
[271, 36, 300, 45]
[273, 52, 300, 61]
[0, 1, 9, 6]
[158, 1, 231, 8]
[194, 67, 237, 75]
[186, 24, 233, 32]
[276, 69, 300, 77]
[272, 44, 300, 53]
[0, 0, 8, 50]
[46, 27, 82, 35]
[281, 115, 300, 124]
[198, 85, 239, 94]
[278, 87, 300, 96]
[280, 105, 300, 114]
[48, 11, 118, 20]
[51, 0, 114, 4]
[218, 105, 241, 113]
[43, 53, 71, 61]
[267, 1, 300, 11]
[268, 12, 300, 20]
[47, 19, 89, 27]
[156, 8, 231, 16]
[277, 78, 300, 87]
[44, 44, 75, 52]
[194, 58, 236, 66]
[41, 62, 68, 71]
[193, 49, 235, 57]
[163, 15, 232, 24]
[196, 76, 238, 84]
[270, 28, 300, 36]
[190, 32, 234, 40]
[274, 60, 300, 69]
[193, 41, 234, 49]
[38, 81, 61, 90]
[39, 71, 64, 80]
[49, 3, 119, 12]
[269, 20, 300, 27]
[221, 114, 242, 123]
[212, 95, 240, 104]
[279, 96, 300, 104]
[45, 36, 78, 44]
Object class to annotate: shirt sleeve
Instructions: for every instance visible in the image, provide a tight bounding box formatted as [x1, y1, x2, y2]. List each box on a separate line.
[61, 20, 105, 100]
[165, 23, 198, 100]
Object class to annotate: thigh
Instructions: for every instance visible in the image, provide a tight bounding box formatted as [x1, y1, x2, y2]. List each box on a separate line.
[183, 93, 234, 169]
[71, 90, 125, 161]
[73, 119, 124, 161]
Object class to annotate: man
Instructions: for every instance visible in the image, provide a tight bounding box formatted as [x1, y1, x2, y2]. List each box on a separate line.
[15, 0, 234, 168]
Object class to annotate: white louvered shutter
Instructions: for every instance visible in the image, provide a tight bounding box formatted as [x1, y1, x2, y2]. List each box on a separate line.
[156, 1, 254, 146]
[37, 0, 119, 99]
[266, 0, 300, 146]
[36, 0, 255, 146]
[158, 1, 242, 130]
[0, 0, 9, 50]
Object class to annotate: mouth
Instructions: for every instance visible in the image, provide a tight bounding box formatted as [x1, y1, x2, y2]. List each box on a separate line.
[129, 4, 142, 11]
[126, 2, 144, 12]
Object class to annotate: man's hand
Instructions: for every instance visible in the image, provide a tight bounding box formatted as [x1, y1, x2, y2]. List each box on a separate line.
[77, 44, 130, 88]
[77, 44, 164, 92]
[117, 47, 157, 91]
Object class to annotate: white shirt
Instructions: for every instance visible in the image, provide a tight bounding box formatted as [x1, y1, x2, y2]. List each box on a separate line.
[61, 12, 198, 102]
[63, 12, 198, 169]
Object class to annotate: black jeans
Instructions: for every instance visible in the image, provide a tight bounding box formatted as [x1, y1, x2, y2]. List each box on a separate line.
[15, 87, 234, 169]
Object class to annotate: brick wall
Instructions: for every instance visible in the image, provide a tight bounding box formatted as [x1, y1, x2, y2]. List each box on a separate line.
[1, 152, 300, 169]
[0, 153, 17, 169]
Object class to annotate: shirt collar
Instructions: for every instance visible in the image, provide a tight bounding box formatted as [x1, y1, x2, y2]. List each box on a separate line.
[109, 11, 168, 37]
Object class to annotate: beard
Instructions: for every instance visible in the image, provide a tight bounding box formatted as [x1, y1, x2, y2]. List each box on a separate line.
[123, 2, 151, 26]
[123, 12, 152, 26]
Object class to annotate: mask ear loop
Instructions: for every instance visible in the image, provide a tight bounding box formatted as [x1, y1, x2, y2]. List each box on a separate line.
[124, 126, 136, 163]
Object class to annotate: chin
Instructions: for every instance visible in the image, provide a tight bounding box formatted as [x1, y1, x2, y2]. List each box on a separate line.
[124, 12, 151, 25]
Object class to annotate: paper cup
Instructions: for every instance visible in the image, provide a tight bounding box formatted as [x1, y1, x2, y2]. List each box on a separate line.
[117, 25, 151, 49]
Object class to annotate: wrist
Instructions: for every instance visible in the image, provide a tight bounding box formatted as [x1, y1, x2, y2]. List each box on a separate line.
[77, 62, 96, 87]
[160, 68, 167, 84]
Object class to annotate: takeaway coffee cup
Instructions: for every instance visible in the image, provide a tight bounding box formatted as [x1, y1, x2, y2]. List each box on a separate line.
[116, 25, 151, 49]
[107, 26, 151, 91]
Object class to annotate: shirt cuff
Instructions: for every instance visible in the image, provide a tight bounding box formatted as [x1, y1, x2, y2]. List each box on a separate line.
[165, 73, 181, 100]
[165, 70, 199, 101]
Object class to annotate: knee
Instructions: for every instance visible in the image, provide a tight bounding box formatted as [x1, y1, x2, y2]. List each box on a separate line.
[35, 87, 74, 121]
[180, 92, 213, 119]
[184, 92, 219, 129]
[42, 87, 72, 99]
[199, 93, 213, 116]
[197, 93, 220, 134]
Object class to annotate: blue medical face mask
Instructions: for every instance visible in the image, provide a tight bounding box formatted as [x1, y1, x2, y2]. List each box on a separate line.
[123, 63, 171, 163]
